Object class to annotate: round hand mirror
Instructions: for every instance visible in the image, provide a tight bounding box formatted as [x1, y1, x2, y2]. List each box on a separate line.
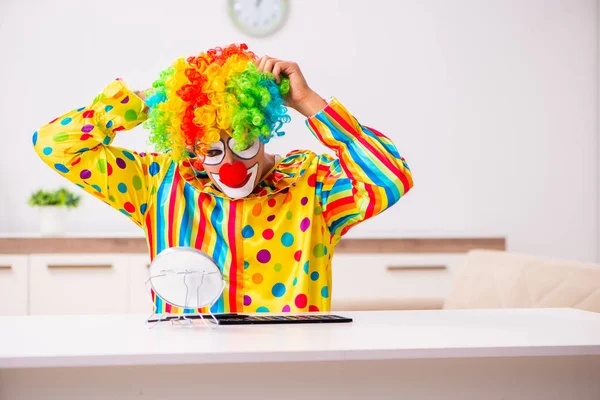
[148, 247, 225, 310]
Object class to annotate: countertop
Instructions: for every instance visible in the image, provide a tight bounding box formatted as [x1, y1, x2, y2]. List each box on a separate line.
[1, 308, 599, 368]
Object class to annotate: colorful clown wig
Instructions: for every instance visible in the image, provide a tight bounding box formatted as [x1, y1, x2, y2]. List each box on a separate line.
[143, 43, 291, 160]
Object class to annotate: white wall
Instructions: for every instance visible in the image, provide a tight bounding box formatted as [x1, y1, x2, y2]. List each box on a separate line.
[598, 0, 600, 264]
[0, 0, 597, 262]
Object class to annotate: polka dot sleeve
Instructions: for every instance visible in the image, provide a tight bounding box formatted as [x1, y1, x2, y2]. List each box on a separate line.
[33, 79, 172, 227]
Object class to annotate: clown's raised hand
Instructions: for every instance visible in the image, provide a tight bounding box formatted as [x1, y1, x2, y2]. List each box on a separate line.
[256, 56, 327, 118]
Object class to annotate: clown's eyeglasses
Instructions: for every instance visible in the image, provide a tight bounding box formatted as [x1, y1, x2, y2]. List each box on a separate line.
[202, 138, 260, 166]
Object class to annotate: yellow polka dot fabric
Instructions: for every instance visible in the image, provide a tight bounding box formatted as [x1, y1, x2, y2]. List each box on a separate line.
[34, 80, 413, 313]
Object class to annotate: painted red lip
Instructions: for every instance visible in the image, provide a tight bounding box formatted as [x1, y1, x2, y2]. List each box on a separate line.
[224, 173, 251, 189]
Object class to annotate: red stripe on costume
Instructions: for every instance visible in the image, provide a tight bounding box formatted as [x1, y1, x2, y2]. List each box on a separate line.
[323, 196, 356, 222]
[145, 212, 154, 258]
[227, 201, 239, 312]
[327, 195, 356, 211]
[325, 106, 404, 180]
[364, 183, 376, 220]
[396, 167, 412, 195]
[167, 171, 181, 247]
[317, 163, 331, 173]
[195, 194, 207, 250]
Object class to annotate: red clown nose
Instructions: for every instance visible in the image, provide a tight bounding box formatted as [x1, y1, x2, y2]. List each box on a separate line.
[219, 162, 249, 188]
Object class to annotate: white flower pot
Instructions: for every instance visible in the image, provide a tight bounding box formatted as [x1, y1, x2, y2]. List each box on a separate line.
[39, 206, 68, 236]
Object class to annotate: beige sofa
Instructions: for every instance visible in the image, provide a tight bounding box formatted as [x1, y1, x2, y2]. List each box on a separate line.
[444, 250, 600, 313]
[332, 250, 600, 313]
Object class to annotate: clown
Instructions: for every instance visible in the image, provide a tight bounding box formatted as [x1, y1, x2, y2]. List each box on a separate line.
[33, 43, 413, 314]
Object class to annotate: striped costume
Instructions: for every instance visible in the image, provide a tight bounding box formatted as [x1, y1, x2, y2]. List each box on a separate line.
[33, 80, 413, 313]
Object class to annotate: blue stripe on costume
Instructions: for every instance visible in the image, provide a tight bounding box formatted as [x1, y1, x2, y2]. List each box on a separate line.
[209, 196, 226, 313]
[316, 113, 400, 203]
[155, 163, 176, 254]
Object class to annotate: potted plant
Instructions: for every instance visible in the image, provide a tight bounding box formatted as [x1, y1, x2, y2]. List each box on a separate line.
[28, 187, 81, 236]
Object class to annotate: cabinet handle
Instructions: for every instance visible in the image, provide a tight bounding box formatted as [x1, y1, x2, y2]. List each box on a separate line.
[47, 264, 113, 269]
[386, 265, 447, 271]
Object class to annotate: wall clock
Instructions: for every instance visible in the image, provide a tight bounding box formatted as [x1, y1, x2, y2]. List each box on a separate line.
[228, 0, 289, 37]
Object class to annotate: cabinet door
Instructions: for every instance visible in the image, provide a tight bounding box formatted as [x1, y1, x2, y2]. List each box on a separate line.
[0, 255, 28, 315]
[331, 253, 465, 309]
[29, 254, 129, 315]
[128, 254, 154, 314]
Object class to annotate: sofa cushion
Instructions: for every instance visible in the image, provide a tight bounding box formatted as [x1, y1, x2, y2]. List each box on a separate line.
[444, 250, 600, 312]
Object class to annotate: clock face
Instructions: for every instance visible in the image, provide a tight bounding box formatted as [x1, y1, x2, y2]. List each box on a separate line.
[228, 0, 288, 37]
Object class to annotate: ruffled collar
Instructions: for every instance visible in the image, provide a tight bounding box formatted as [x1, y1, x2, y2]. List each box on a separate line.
[177, 150, 315, 199]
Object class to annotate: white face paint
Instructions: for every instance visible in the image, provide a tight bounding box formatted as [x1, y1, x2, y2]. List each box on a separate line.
[228, 138, 260, 159]
[199, 132, 266, 199]
[203, 140, 226, 165]
[210, 163, 259, 199]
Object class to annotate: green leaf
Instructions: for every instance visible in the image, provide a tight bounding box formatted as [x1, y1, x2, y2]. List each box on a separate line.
[28, 187, 82, 208]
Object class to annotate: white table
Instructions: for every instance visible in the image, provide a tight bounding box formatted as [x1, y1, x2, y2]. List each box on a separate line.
[1, 309, 599, 399]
